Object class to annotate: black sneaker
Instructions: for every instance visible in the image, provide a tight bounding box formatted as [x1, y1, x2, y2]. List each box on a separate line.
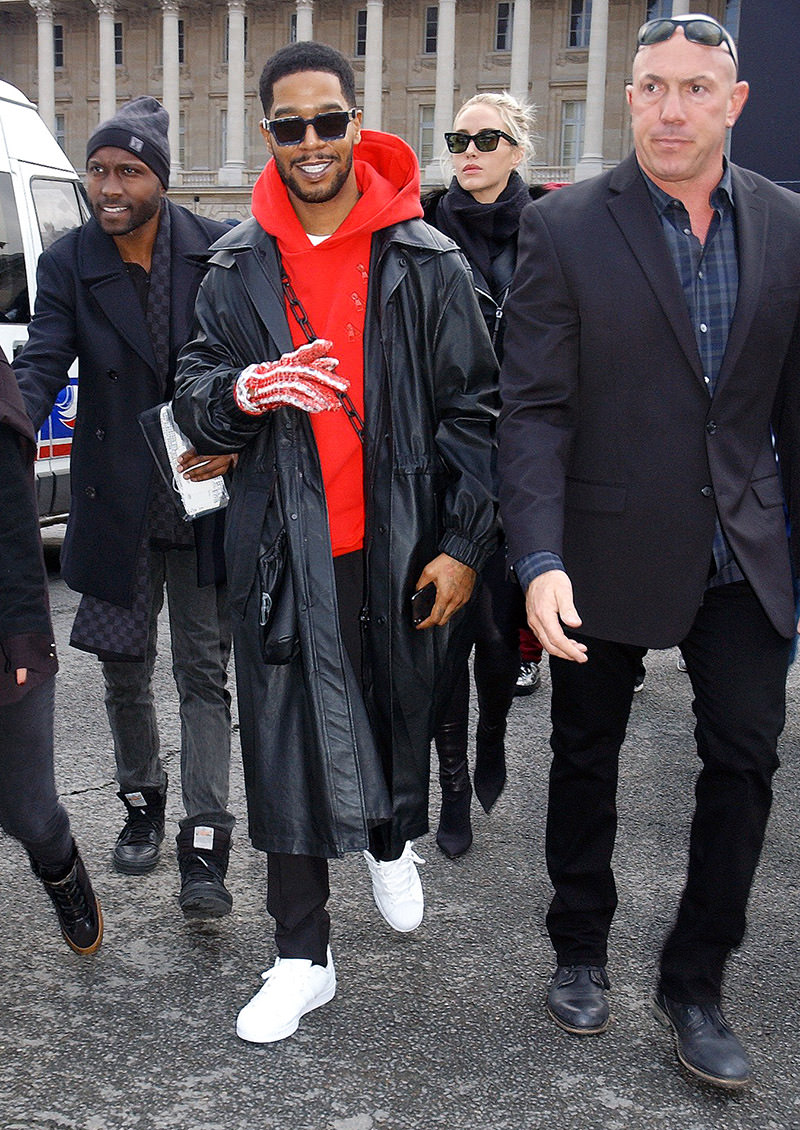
[32, 842, 103, 955]
[177, 825, 233, 920]
[113, 785, 167, 874]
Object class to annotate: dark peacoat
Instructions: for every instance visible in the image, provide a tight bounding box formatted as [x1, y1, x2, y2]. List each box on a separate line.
[174, 217, 498, 858]
[14, 202, 229, 609]
[499, 153, 800, 648]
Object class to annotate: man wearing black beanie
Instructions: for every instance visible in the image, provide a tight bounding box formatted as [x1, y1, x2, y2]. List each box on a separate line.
[15, 97, 236, 921]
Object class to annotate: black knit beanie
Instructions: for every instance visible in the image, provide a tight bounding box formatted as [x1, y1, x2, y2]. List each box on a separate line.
[86, 96, 170, 189]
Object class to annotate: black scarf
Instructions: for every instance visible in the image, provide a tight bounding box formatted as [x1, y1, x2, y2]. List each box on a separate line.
[435, 170, 532, 295]
[70, 202, 190, 663]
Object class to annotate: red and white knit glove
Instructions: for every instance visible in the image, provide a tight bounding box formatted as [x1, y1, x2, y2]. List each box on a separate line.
[234, 339, 348, 416]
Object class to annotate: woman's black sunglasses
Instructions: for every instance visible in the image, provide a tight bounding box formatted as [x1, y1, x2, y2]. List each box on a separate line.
[262, 108, 358, 147]
[636, 16, 738, 70]
[444, 129, 518, 155]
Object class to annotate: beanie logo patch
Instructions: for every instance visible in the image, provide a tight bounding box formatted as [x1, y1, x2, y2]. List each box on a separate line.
[128, 134, 144, 152]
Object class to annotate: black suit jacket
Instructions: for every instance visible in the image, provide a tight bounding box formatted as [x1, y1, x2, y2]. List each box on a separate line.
[498, 152, 800, 647]
[15, 201, 228, 608]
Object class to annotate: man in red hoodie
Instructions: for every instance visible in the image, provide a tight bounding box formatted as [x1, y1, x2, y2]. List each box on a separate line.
[174, 41, 497, 1043]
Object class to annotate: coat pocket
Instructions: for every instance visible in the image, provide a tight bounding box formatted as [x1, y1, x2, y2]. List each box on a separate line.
[257, 523, 299, 666]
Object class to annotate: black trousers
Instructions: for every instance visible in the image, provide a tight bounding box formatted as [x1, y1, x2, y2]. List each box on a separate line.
[434, 543, 522, 763]
[267, 550, 395, 966]
[0, 676, 73, 871]
[546, 580, 790, 1004]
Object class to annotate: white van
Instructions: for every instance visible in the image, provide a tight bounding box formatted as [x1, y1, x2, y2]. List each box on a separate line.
[0, 80, 88, 520]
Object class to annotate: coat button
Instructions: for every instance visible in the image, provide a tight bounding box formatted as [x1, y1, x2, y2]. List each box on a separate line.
[106, 369, 118, 381]
[706, 421, 717, 434]
[700, 485, 714, 497]
[376, 615, 386, 625]
[378, 524, 387, 534]
[85, 486, 97, 499]
[95, 428, 105, 440]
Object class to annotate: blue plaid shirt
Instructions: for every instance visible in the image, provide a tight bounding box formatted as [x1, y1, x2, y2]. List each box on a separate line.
[514, 162, 743, 594]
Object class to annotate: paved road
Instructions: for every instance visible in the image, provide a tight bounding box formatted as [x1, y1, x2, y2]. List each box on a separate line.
[1, 546, 798, 1130]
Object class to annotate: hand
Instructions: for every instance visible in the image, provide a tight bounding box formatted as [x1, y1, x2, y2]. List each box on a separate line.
[234, 339, 349, 416]
[177, 450, 236, 481]
[413, 554, 477, 629]
[16, 669, 27, 686]
[525, 570, 588, 663]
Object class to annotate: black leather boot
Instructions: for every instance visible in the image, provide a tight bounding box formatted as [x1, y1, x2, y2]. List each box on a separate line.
[434, 718, 473, 859]
[473, 718, 507, 814]
[31, 840, 103, 954]
[176, 824, 233, 919]
[112, 781, 167, 874]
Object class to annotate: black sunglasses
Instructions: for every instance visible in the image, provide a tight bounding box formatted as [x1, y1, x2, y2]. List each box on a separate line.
[444, 129, 518, 155]
[262, 108, 358, 147]
[636, 16, 738, 70]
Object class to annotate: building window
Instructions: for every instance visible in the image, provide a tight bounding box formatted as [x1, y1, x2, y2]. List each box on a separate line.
[54, 113, 66, 149]
[355, 9, 367, 56]
[290, 12, 297, 42]
[114, 22, 123, 66]
[53, 24, 64, 68]
[646, 0, 671, 17]
[568, 0, 591, 49]
[419, 104, 435, 165]
[424, 6, 438, 54]
[221, 109, 227, 165]
[224, 14, 248, 63]
[560, 99, 585, 166]
[178, 109, 186, 166]
[178, 18, 185, 64]
[496, 2, 513, 51]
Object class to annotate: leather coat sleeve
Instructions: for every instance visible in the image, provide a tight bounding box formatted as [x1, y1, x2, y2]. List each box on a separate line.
[498, 202, 578, 571]
[13, 247, 78, 432]
[427, 254, 499, 571]
[173, 264, 275, 454]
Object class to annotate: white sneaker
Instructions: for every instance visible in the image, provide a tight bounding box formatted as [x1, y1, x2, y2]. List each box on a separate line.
[235, 947, 336, 1044]
[363, 841, 424, 932]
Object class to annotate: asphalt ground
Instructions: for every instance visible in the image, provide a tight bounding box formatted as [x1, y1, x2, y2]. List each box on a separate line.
[1, 536, 798, 1130]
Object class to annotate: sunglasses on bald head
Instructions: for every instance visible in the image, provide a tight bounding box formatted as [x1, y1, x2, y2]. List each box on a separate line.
[444, 129, 518, 154]
[261, 108, 358, 147]
[636, 16, 738, 70]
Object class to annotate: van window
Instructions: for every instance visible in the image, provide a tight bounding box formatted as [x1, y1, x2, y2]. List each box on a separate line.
[0, 171, 29, 324]
[31, 177, 86, 251]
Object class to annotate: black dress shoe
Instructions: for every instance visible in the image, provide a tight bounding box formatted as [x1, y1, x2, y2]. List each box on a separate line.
[652, 991, 752, 1089]
[546, 964, 610, 1035]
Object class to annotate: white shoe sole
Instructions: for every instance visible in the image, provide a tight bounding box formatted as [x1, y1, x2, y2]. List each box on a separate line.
[236, 978, 336, 1044]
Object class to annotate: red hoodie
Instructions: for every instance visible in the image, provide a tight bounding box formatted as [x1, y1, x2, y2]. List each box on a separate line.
[251, 130, 423, 557]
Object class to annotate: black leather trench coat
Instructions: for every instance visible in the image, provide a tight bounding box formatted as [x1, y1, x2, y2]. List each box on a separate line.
[174, 217, 498, 857]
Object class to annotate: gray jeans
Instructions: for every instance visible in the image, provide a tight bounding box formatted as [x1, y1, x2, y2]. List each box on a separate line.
[102, 544, 234, 833]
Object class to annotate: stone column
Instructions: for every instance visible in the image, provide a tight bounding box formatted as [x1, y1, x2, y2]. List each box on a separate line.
[219, 0, 246, 185]
[362, 0, 384, 129]
[161, 0, 181, 176]
[509, 0, 531, 108]
[574, 0, 608, 181]
[296, 0, 313, 42]
[93, 0, 117, 125]
[30, 0, 56, 132]
[671, 0, 692, 15]
[425, 0, 456, 182]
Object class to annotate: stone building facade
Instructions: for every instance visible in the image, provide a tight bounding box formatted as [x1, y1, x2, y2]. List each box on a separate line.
[0, 0, 736, 219]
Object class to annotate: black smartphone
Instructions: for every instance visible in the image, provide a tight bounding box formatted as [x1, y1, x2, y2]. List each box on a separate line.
[411, 581, 436, 626]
